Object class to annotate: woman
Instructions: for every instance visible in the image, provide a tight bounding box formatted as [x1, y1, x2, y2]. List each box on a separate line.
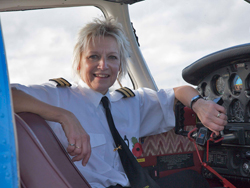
[12, 17, 227, 188]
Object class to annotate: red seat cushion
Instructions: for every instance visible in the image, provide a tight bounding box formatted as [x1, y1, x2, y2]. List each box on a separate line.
[16, 112, 91, 188]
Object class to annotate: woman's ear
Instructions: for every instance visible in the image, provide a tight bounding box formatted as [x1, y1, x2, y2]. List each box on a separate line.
[77, 64, 81, 71]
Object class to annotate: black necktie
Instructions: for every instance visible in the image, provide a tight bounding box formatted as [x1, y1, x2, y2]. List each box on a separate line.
[101, 96, 159, 188]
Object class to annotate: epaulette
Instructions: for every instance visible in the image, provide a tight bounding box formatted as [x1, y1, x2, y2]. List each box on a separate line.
[49, 77, 72, 87]
[116, 87, 135, 98]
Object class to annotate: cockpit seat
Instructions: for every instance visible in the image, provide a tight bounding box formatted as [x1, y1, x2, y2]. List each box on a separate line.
[15, 112, 91, 188]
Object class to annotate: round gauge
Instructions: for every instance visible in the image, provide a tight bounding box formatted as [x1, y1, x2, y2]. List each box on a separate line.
[229, 99, 244, 122]
[201, 83, 211, 98]
[213, 76, 225, 95]
[205, 86, 211, 98]
[201, 82, 210, 97]
[245, 74, 250, 96]
[230, 74, 243, 95]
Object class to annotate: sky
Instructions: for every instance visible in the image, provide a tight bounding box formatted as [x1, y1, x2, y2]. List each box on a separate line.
[1, 0, 250, 89]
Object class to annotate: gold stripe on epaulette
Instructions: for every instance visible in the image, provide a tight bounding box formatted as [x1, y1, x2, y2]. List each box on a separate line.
[57, 79, 65, 86]
[116, 87, 135, 98]
[121, 87, 135, 97]
[49, 77, 72, 87]
[117, 88, 130, 98]
[59, 78, 72, 87]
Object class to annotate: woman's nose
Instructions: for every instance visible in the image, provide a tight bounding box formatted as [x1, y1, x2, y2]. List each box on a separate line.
[98, 58, 108, 70]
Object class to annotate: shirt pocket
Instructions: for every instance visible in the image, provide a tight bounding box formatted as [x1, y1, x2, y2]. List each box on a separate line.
[89, 133, 106, 160]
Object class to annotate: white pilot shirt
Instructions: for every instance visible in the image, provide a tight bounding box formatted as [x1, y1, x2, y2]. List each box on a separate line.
[12, 80, 175, 188]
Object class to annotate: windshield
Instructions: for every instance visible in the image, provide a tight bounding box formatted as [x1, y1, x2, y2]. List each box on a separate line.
[129, 0, 250, 88]
[1, 5, 133, 89]
[1, 6, 103, 84]
[1, 1, 250, 89]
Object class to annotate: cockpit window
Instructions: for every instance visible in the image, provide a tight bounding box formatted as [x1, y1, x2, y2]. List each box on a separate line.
[1, 6, 102, 84]
[1, 6, 133, 89]
[128, 0, 250, 88]
[1, 1, 250, 90]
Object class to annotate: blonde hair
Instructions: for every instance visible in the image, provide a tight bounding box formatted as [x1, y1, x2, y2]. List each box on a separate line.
[72, 17, 131, 81]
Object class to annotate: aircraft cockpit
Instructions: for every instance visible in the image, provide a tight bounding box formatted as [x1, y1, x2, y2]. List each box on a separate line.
[175, 43, 250, 187]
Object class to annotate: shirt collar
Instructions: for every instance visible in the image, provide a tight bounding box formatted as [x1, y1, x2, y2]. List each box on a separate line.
[77, 80, 117, 108]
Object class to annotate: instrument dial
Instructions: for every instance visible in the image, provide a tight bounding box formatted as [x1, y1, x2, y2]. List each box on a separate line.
[213, 75, 225, 95]
[229, 99, 244, 122]
[201, 82, 211, 97]
[230, 74, 243, 96]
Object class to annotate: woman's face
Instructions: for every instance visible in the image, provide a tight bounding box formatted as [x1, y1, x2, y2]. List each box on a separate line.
[79, 36, 120, 94]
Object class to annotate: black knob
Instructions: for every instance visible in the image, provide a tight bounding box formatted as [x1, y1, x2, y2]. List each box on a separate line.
[246, 151, 250, 159]
[242, 161, 250, 174]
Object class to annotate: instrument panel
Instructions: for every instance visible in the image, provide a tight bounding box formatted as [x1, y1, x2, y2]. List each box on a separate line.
[197, 61, 250, 124]
[181, 44, 250, 185]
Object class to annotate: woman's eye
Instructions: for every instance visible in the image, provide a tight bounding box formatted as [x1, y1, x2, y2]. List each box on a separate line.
[109, 55, 118, 60]
[89, 55, 99, 60]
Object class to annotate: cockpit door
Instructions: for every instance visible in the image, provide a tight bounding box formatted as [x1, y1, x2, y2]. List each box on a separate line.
[0, 18, 19, 188]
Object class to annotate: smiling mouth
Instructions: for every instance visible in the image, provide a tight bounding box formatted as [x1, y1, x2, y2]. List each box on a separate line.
[94, 74, 109, 78]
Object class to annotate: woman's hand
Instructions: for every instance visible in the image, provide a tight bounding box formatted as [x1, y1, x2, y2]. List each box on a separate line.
[192, 99, 227, 135]
[56, 110, 91, 166]
[173, 86, 227, 135]
[60, 112, 91, 166]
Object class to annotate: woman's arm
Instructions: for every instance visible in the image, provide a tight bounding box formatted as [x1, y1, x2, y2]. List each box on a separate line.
[173, 85, 227, 135]
[12, 88, 91, 166]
